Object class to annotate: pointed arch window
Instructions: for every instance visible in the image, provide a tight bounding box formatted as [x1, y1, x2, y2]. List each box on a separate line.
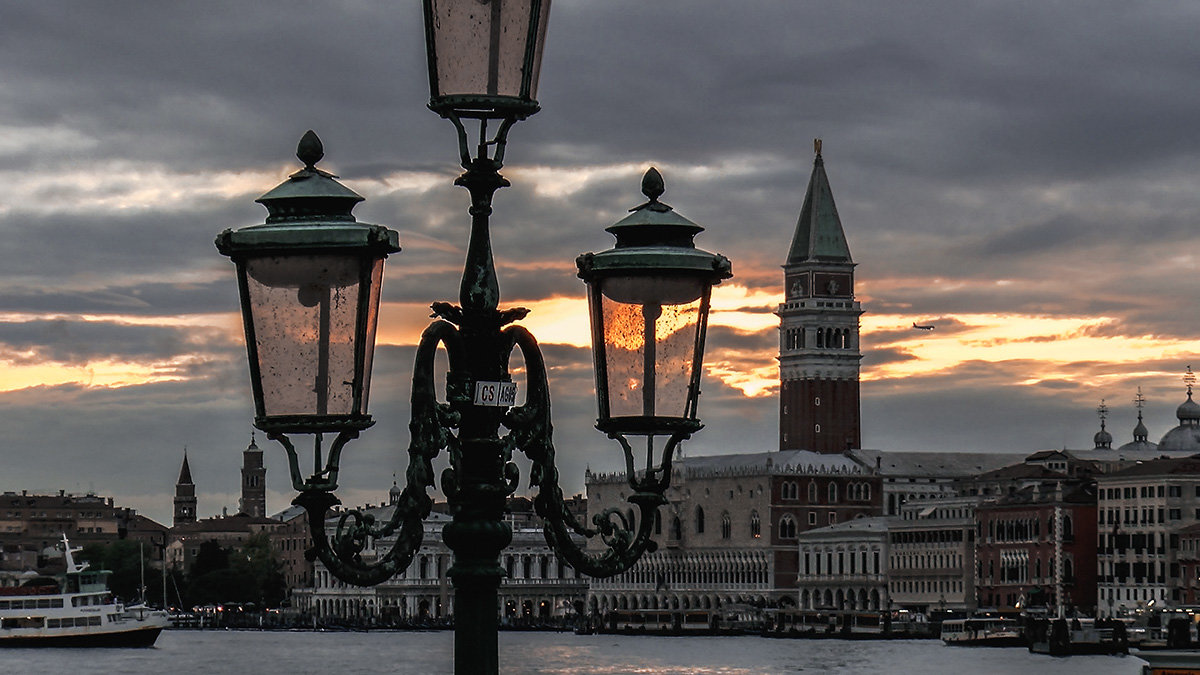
[808, 481, 818, 503]
[828, 483, 838, 503]
[695, 506, 705, 534]
[750, 511, 761, 538]
[779, 515, 797, 539]
[721, 512, 731, 540]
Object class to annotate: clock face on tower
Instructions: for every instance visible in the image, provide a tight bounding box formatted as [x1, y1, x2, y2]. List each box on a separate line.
[813, 273, 852, 297]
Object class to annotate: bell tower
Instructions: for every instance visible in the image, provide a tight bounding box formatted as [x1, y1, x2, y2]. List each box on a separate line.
[239, 434, 267, 518]
[174, 450, 197, 526]
[777, 141, 862, 453]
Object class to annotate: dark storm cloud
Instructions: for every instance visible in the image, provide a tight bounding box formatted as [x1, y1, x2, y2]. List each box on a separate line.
[861, 347, 918, 369]
[5, 0, 1200, 518]
[0, 319, 236, 365]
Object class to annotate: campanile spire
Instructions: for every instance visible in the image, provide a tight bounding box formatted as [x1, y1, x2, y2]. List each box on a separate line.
[777, 141, 863, 453]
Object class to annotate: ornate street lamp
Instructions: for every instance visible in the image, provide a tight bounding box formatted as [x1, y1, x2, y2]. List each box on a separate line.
[217, 2, 731, 673]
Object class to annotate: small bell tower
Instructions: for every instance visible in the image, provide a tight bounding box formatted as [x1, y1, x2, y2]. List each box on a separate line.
[239, 434, 267, 518]
[174, 450, 197, 526]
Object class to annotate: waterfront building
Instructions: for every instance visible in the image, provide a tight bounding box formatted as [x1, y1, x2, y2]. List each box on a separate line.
[1176, 523, 1200, 605]
[166, 511, 282, 573]
[953, 460, 1092, 500]
[975, 480, 1097, 614]
[269, 505, 313, 595]
[1096, 454, 1200, 614]
[0, 490, 166, 571]
[777, 141, 862, 454]
[855, 449, 1014, 516]
[796, 516, 890, 611]
[586, 450, 880, 613]
[297, 496, 587, 625]
[887, 496, 980, 614]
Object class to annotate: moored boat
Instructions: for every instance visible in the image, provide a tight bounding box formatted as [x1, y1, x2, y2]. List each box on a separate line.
[1026, 617, 1128, 656]
[940, 616, 1024, 647]
[0, 535, 168, 647]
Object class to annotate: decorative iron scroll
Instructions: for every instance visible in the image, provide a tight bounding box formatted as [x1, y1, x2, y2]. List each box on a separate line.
[502, 325, 687, 578]
[288, 319, 465, 586]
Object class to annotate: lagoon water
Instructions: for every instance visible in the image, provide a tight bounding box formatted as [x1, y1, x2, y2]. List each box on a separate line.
[0, 630, 1151, 674]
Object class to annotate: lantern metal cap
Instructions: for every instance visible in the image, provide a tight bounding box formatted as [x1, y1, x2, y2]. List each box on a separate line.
[216, 131, 401, 258]
[255, 130, 364, 223]
[578, 168, 732, 281]
[605, 168, 703, 248]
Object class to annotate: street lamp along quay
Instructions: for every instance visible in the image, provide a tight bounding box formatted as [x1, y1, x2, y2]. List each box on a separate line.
[217, 0, 731, 672]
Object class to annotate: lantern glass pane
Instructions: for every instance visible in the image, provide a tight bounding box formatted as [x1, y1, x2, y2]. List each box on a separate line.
[244, 254, 376, 419]
[599, 275, 704, 420]
[429, 0, 548, 100]
[359, 256, 385, 411]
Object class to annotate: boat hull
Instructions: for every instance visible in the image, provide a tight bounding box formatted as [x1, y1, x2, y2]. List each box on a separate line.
[942, 636, 1026, 648]
[0, 624, 163, 648]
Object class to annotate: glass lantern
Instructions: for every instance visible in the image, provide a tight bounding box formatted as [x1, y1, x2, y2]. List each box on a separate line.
[423, 0, 551, 120]
[217, 132, 400, 434]
[578, 168, 732, 437]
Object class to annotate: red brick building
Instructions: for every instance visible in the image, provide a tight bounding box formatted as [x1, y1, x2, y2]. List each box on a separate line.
[975, 481, 1098, 614]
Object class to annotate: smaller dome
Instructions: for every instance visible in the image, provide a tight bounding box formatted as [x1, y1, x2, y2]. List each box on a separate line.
[1179, 394, 1200, 423]
[1093, 428, 1113, 448]
[1134, 419, 1149, 439]
[1117, 438, 1158, 453]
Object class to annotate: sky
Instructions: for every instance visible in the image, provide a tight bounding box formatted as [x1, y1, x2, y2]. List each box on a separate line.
[4, 1, 1200, 527]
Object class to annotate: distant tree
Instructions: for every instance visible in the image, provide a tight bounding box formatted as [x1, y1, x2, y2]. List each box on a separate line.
[79, 540, 151, 603]
[184, 534, 286, 609]
[189, 541, 230, 578]
[233, 532, 287, 608]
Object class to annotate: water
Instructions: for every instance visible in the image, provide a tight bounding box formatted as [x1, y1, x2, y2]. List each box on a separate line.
[0, 631, 1152, 674]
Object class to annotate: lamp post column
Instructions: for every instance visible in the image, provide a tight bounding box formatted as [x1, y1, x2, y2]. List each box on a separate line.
[440, 158, 517, 675]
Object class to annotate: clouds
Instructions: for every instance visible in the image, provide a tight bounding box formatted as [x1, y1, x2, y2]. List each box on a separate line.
[1, 1, 1200, 525]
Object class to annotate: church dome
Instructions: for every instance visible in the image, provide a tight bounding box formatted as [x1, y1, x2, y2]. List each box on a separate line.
[1158, 425, 1200, 452]
[1093, 427, 1113, 448]
[1118, 415, 1158, 453]
[1178, 394, 1200, 423]
[1160, 390, 1200, 450]
[1134, 418, 1149, 438]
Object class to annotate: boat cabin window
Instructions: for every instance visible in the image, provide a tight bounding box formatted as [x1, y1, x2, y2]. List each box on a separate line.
[0, 598, 63, 610]
[45, 616, 101, 628]
[1, 617, 45, 629]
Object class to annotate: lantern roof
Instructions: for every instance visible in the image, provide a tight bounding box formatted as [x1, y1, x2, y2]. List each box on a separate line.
[580, 168, 731, 281]
[256, 130, 364, 224]
[216, 131, 399, 258]
[605, 168, 703, 248]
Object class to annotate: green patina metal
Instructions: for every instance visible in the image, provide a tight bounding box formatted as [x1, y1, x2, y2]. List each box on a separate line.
[787, 142, 853, 264]
[217, 5, 736, 673]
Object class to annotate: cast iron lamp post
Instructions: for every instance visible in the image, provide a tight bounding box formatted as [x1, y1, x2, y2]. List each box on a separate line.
[217, 1, 731, 672]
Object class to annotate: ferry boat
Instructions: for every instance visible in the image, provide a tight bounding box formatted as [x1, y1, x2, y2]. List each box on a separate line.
[0, 535, 168, 647]
[940, 616, 1024, 647]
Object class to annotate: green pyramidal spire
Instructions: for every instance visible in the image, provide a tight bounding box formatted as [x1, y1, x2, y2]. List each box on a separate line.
[787, 140, 852, 264]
